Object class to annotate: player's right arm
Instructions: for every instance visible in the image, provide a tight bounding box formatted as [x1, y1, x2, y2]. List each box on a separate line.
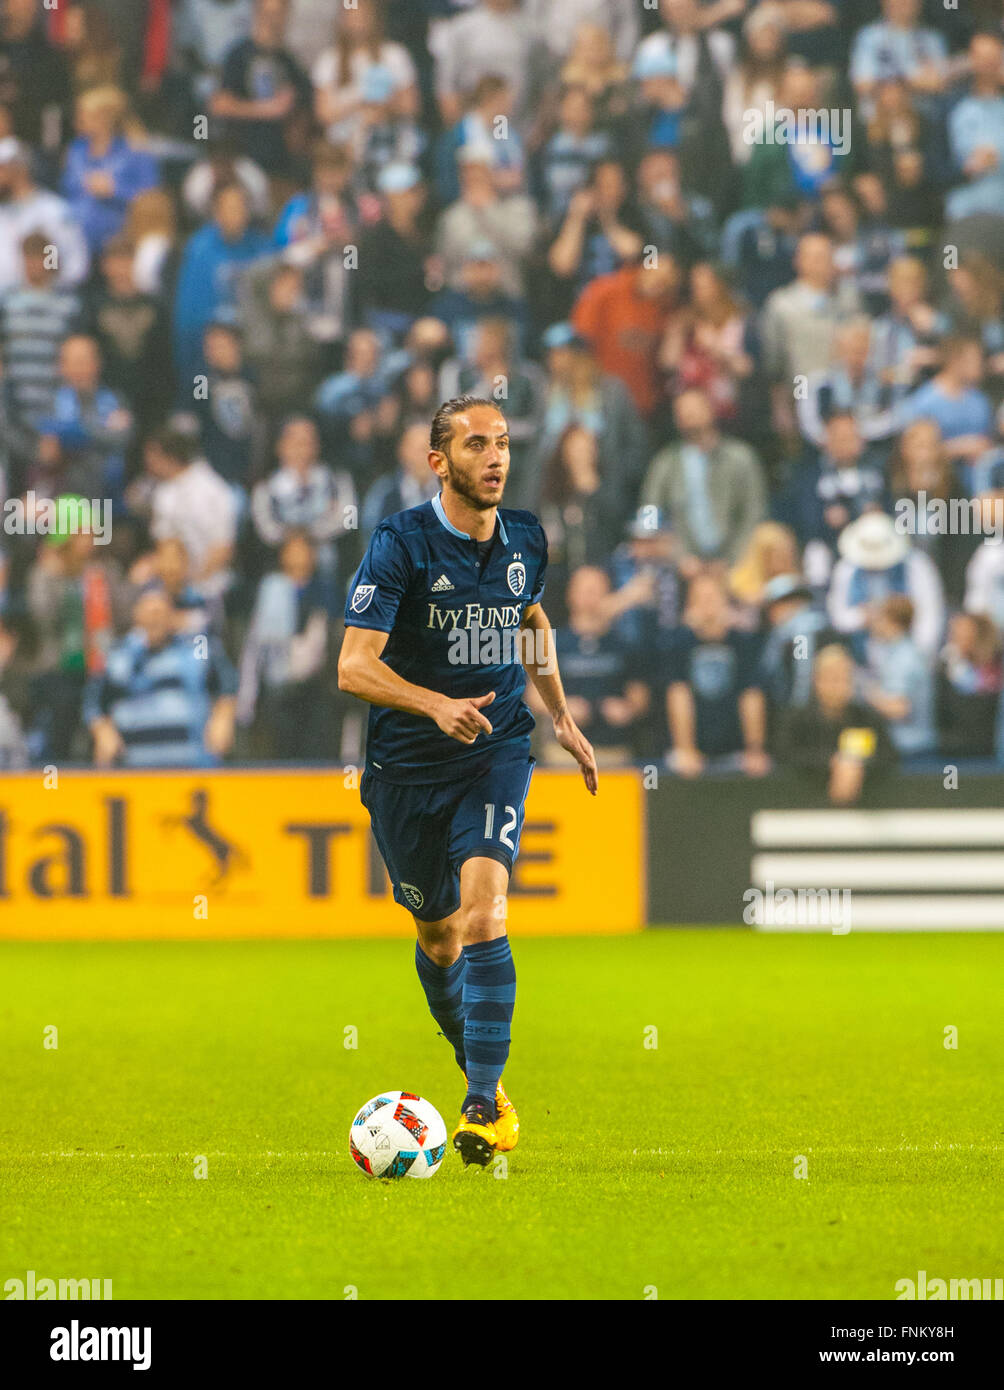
[337, 626, 496, 745]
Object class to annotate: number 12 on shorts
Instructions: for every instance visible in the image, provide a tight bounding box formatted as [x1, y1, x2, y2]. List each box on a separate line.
[483, 803, 518, 850]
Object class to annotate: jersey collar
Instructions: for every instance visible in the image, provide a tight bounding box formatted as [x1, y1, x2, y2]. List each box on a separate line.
[432, 492, 508, 546]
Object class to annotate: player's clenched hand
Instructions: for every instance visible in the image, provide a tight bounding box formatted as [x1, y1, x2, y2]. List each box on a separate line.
[434, 691, 496, 744]
[553, 711, 598, 795]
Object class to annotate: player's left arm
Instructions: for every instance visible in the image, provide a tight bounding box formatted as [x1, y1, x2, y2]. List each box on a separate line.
[520, 602, 598, 795]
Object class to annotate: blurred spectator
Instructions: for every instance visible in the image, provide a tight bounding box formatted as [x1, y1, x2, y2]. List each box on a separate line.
[945, 32, 1004, 221]
[572, 254, 683, 418]
[899, 335, 994, 477]
[534, 83, 612, 226]
[0, 607, 29, 768]
[439, 315, 542, 494]
[314, 326, 408, 476]
[761, 233, 862, 443]
[937, 611, 1002, 759]
[235, 522, 328, 756]
[0, 136, 89, 292]
[429, 240, 528, 360]
[127, 536, 212, 637]
[665, 570, 769, 778]
[660, 261, 761, 434]
[864, 593, 935, 756]
[356, 162, 435, 337]
[437, 146, 537, 299]
[758, 573, 840, 722]
[530, 322, 648, 507]
[537, 423, 628, 595]
[547, 158, 645, 304]
[608, 509, 682, 656]
[527, 563, 650, 767]
[641, 388, 767, 571]
[32, 334, 132, 502]
[796, 317, 898, 450]
[210, 0, 313, 179]
[182, 138, 272, 224]
[728, 520, 801, 615]
[0, 232, 83, 449]
[124, 187, 178, 298]
[722, 5, 787, 168]
[964, 461, 1004, 631]
[828, 510, 945, 658]
[144, 417, 237, 603]
[27, 507, 120, 761]
[238, 255, 321, 422]
[435, 74, 524, 208]
[250, 414, 355, 580]
[0, 0, 72, 151]
[433, 0, 533, 126]
[361, 417, 438, 536]
[634, 147, 716, 270]
[556, 22, 631, 132]
[889, 418, 973, 605]
[191, 319, 264, 488]
[868, 255, 942, 405]
[61, 86, 158, 256]
[87, 233, 172, 441]
[312, 0, 419, 149]
[173, 181, 269, 386]
[237, 529, 332, 758]
[776, 643, 897, 803]
[787, 412, 886, 574]
[273, 139, 359, 345]
[526, 0, 639, 64]
[84, 585, 237, 767]
[850, 0, 947, 120]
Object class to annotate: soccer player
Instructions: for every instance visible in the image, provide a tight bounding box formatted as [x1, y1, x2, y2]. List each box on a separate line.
[338, 396, 598, 1166]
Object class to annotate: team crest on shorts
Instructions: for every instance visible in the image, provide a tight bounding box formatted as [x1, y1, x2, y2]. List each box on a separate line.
[351, 584, 376, 613]
[400, 883, 424, 910]
[506, 559, 526, 596]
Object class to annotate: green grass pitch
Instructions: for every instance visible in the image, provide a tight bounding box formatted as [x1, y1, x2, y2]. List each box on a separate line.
[2, 930, 1001, 1300]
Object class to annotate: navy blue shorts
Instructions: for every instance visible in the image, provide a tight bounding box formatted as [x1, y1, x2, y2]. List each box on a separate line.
[361, 756, 535, 922]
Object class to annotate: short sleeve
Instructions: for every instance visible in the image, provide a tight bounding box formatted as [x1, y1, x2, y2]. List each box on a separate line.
[530, 525, 548, 604]
[344, 524, 413, 632]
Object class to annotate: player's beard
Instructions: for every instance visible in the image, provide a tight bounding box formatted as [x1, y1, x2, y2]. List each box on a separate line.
[442, 451, 507, 511]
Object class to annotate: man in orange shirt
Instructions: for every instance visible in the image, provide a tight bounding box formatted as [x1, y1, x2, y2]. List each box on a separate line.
[571, 255, 682, 417]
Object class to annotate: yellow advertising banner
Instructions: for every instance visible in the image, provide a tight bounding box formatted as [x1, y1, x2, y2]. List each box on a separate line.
[0, 770, 644, 938]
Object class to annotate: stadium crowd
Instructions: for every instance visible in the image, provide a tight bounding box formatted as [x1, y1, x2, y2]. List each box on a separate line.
[1, 0, 1003, 799]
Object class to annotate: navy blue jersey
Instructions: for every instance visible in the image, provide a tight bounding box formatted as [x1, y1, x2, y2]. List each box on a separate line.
[344, 495, 548, 783]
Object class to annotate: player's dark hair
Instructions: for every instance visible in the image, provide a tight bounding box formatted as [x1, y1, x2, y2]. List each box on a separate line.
[429, 396, 500, 457]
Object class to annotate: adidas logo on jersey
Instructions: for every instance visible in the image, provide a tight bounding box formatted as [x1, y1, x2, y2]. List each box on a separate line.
[431, 574, 455, 592]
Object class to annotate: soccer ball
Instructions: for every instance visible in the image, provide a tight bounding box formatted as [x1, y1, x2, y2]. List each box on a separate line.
[349, 1091, 448, 1179]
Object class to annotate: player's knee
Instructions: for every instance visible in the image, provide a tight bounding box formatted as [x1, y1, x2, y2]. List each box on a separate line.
[418, 922, 461, 967]
[461, 899, 506, 945]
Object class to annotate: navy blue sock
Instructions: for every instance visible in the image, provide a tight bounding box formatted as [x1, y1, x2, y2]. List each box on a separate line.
[415, 943, 467, 1070]
[461, 937, 516, 1113]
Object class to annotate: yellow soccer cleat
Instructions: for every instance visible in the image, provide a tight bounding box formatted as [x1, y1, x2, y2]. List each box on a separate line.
[493, 1081, 519, 1152]
[452, 1101, 497, 1168]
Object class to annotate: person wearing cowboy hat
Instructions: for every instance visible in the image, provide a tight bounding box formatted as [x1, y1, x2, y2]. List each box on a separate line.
[827, 510, 945, 659]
